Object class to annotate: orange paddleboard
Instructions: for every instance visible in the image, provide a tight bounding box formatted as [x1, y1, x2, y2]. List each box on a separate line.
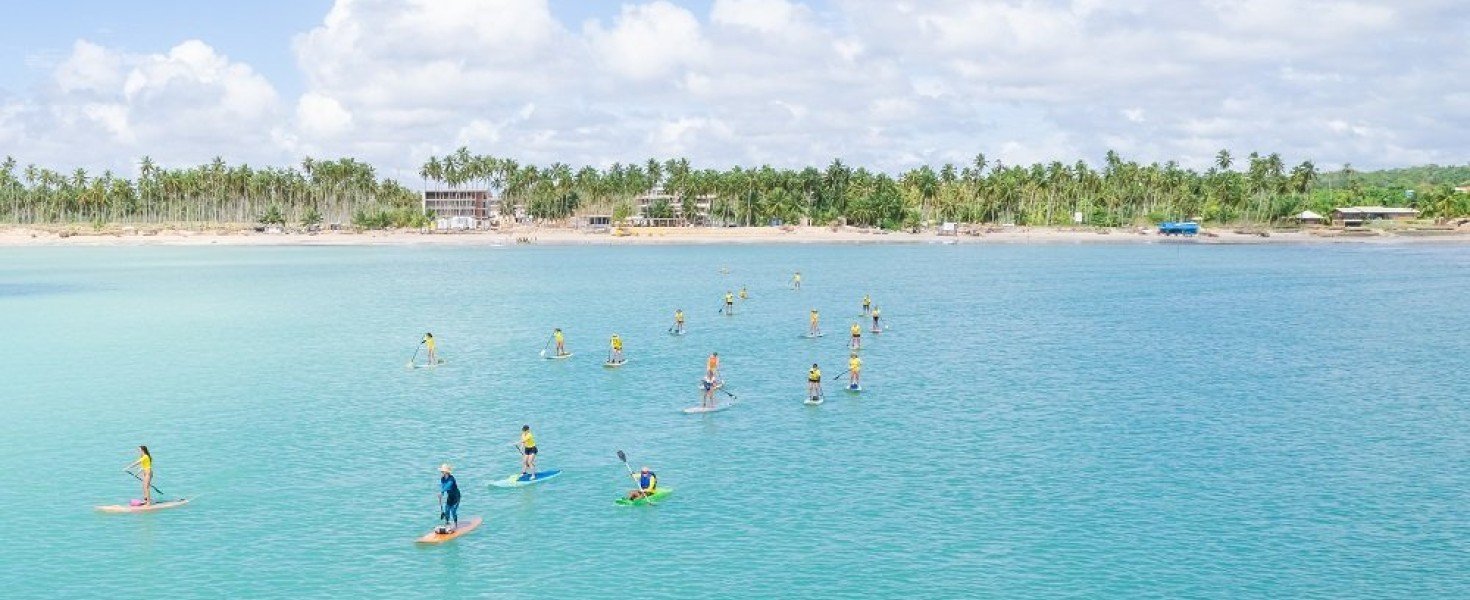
[415, 516, 483, 544]
[96, 498, 191, 513]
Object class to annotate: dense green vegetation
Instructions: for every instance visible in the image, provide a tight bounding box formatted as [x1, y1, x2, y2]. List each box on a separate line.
[3, 150, 1467, 230]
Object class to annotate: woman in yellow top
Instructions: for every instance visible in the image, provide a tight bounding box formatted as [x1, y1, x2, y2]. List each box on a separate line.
[553, 328, 567, 356]
[862, 294, 872, 315]
[848, 354, 862, 388]
[609, 334, 624, 364]
[673, 309, 685, 334]
[871, 307, 881, 333]
[124, 445, 154, 505]
[723, 292, 735, 315]
[808, 309, 820, 335]
[518, 425, 538, 477]
[850, 323, 862, 350]
[807, 364, 822, 399]
[792, 272, 802, 290]
[422, 332, 438, 365]
[739, 286, 749, 300]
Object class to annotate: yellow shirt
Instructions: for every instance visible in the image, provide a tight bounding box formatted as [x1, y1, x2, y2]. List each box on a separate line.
[139, 454, 152, 472]
[851, 325, 861, 336]
[554, 331, 564, 343]
[808, 368, 821, 382]
[611, 337, 622, 350]
[863, 296, 871, 307]
[849, 357, 861, 372]
[810, 312, 819, 324]
[675, 311, 684, 322]
[521, 431, 536, 449]
[424, 336, 436, 351]
[873, 309, 881, 318]
[725, 294, 733, 303]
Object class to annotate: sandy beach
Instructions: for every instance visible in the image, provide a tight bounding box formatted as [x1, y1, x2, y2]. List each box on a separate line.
[3, 224, 1469, 247]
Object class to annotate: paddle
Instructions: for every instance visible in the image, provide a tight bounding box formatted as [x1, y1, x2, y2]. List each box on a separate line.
[537, 333, 555, 358]
[828, 369, 852, 390]
[407, 340, 422, 368]
[125, 469, 167, 499]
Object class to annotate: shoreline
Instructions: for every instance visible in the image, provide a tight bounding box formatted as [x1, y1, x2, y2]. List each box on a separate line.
[3, 224, 1470, 247]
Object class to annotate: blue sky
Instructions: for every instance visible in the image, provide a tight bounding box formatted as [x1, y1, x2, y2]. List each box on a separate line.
[0, 1, 1464, 176]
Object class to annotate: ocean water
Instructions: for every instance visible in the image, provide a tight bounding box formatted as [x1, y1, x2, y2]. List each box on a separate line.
[1, 243, 1467, 599]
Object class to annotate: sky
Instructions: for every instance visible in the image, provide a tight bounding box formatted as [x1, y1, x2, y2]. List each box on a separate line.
[1, 0, 1466, 180]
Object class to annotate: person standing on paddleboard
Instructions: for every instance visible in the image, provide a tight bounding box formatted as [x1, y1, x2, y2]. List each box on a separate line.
[628, 467, 658, 501]
[701, 371, 717, 408]
[673, 309, 685, 334]
[553, 328, 567, 357]
[871, 306, 881, 333]
[850, 323, 862, 350]
[849, 353, 862, 388]
[422, 332, 437, 365]
[792, 271, 802, 290]
[518, 425, 539, 478]
[437, 464, 461, 533]
[862, 294, 871, 315]
[610, 334, 624, 364]
[807, 363, 822, 399]
[809, 309, 821, 336]
[724, 291, 735, 315]
[124, 445, 153, 505]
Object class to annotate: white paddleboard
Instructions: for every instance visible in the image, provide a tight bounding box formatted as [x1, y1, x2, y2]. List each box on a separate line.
[801, 332, 826, 339]
[603, 359, 628, 368]
[545, 352, 575, 360]
[804, 396, 825, 406]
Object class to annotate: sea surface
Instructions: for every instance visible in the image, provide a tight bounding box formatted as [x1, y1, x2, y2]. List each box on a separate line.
[1, 243, 1467, 599]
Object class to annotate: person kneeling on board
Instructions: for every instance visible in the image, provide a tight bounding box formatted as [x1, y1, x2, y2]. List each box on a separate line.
[437, 463, 461, 533]
[628, 467, 658, 501]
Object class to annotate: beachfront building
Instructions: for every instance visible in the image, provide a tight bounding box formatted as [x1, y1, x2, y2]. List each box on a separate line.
[633, 187, 715, 226]
[1331, 206, 1419, 227]
[1295, 210, 1325, 226]
[423, 189, 501, 230]
[573, 215, 613, 233]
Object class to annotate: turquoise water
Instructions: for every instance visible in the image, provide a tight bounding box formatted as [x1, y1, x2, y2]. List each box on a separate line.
[2, 243, 1467, 598]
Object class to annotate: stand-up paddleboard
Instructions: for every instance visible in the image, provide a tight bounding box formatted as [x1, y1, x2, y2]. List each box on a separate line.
[603, 359, 628, 368]
[409, 360, 445, 369]
[545, 353, 575, 360]
[487, 470, 563, 488]
[845, 384, 863, 393]
[96, 498, 191, 513]
[415, 516, 483, 544]
[804, 396, 824, 406]
[801, 332, 826, 339]
[682, 403, 732, 414]
[616, 488, 673, 506]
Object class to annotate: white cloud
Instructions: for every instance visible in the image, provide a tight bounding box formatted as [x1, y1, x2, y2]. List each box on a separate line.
[2, 0, 1468, 176]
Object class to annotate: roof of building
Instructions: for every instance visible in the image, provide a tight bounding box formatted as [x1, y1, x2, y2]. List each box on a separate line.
[1332, 206, 1419, 215]
[1297, 210, 1323, 219]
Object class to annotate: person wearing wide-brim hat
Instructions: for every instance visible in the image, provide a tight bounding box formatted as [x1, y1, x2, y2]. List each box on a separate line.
[436, 463, 461, 533]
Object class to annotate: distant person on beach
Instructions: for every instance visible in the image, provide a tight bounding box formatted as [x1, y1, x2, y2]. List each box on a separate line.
[422, 332, 437, 364]
[610, 334, 624, 364]
[792, 272, 802, 290]
[807, 363, 822, 398]
[628, 466, 658, 501]
[518, 425, 538, 477]
[849, 353, 862, 388]
[809, 309, 821, 335]
[124, 445, 153, 505]
[673, 309, 685, 334]
[850, 323, 862, 350]
[437, 463, 461, 533]
[553, 328, 567, 356]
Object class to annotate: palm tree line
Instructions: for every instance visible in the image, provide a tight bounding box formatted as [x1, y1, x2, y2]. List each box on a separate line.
[4, 149, 1466, 229]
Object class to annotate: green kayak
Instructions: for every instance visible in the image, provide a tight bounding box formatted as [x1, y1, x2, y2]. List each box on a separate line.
[615, 488, 673, 506]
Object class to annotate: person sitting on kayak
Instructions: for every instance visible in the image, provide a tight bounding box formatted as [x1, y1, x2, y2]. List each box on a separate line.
[809, 309, 820, 335]
[518, 425, 538, 477]
[862, 294, 871, 315]
[124, 445, 153, 505]
[807, 363, 822, 399]
[553, 328, 567, 356]
[673, 309, 685, 334]
[724, 291, 735, 314]
[437, 463, 461, 533]
[627, 467, 658, 501]
[871, 307, 881, 333]
[849, 353, 862, 388]
[422, 332, 438, 365]
[610, 334, 624, 364]
[850, 323, 862, 350]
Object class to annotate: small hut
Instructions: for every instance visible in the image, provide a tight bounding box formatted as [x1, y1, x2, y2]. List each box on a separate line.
[1295, 210, 1324, 226]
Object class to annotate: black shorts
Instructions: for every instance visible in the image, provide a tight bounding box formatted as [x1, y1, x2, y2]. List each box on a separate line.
[524, 446, 538, 456]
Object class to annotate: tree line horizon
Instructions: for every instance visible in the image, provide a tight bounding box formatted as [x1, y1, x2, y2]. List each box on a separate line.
[2, 149, 1467, 229]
